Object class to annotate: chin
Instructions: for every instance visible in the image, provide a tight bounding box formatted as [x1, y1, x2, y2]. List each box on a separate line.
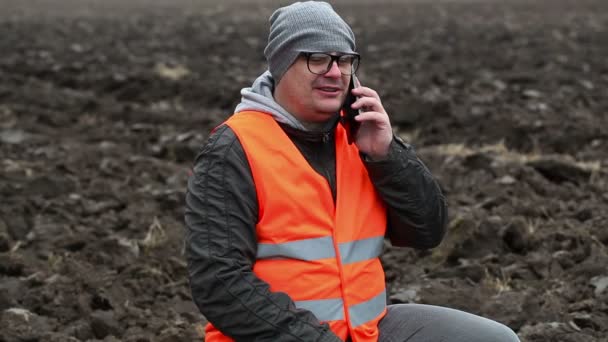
[315, 101, 343, 114]
[315, 108, 341, 117]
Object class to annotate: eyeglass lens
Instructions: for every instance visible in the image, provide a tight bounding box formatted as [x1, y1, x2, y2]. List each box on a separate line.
[307, 53, 359, 75]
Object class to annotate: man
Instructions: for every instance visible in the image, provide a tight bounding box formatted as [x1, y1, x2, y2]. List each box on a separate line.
[185, 2, 520, 341]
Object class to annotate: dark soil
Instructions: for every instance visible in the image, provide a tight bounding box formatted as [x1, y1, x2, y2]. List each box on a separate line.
[1, 0, 607, 341]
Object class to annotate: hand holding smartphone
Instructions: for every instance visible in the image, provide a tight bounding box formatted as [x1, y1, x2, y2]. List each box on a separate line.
[340, 76, 394, 158]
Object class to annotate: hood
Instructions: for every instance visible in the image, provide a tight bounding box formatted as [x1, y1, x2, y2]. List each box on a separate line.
[234, 71, 338, 132]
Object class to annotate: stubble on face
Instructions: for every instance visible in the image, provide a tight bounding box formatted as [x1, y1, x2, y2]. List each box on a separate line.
[310, 74, 349, 114]
[274, 58, 349, 129]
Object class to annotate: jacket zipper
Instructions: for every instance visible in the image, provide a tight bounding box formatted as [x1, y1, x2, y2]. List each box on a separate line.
[322, 132, 330, 143]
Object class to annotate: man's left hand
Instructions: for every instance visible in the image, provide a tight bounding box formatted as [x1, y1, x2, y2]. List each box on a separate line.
[350, 86, 393, 160]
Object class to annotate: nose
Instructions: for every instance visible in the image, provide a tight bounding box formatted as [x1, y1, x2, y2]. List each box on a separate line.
[324, 61, 342, 78]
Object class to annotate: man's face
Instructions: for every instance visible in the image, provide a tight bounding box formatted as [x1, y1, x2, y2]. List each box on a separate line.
[275, 53, 351, 124]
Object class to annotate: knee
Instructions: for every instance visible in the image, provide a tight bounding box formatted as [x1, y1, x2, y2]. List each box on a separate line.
[468, 315, 520, 342]
[494, 323, 520, 342]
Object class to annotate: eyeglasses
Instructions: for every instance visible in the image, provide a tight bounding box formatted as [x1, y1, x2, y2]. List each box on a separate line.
[301, 52, 360, 76]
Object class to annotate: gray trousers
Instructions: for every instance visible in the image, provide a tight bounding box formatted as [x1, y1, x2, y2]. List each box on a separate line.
[376, 304, 520, 342]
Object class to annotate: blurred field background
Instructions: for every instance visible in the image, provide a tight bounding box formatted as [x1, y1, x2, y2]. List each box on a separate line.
[1, 0, 607, 341]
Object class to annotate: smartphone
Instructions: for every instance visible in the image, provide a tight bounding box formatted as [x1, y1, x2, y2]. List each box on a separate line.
[342, 75, 362, 145]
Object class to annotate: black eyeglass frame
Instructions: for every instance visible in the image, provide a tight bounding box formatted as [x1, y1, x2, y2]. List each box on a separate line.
[300, 52, 361, 76]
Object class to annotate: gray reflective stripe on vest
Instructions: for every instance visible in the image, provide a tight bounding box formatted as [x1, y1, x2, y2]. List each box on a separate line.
[348, 290, 386, 327]
[257, 235, 384, 264]
[257, 236, 335, 261]
[295, 291, 386, 326]
[294, 298, 344, 322]
[339, 236, 384, 265]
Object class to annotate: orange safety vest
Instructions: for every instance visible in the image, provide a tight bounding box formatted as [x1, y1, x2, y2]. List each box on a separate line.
[205, 111, 387, 342]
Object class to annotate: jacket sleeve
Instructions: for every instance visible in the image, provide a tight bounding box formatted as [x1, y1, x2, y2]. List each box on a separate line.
[363, 136, 448, 249]
[184, 124, 342, 342]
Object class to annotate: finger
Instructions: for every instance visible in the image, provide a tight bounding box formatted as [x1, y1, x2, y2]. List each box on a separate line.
[354, 111, 390, 126]
[352, 96, 385, 113]
[351, 86, 380, 101]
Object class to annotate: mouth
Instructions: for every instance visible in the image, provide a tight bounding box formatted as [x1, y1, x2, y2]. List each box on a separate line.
[314, 86, 342, 96]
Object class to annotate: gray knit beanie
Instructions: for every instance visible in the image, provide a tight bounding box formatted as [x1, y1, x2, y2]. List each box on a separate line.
[264, 1, 356, 82]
